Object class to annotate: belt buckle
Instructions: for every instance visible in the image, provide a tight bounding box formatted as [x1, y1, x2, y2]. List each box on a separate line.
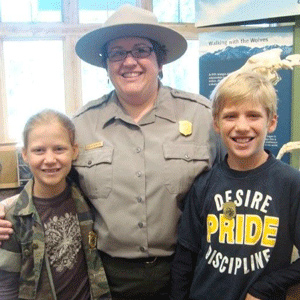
[145, 257, 157, 264]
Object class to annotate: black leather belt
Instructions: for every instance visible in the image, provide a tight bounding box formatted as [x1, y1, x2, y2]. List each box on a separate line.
[99, 251, 174, 266]
[128, 256, 158, 264]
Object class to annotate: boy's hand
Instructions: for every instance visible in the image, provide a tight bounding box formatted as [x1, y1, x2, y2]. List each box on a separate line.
[245, 294, 261, 300]
[0, 203, 13, 246]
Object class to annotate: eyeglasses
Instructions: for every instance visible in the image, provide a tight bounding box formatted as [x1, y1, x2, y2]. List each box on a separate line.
[106, 46, 154, 62]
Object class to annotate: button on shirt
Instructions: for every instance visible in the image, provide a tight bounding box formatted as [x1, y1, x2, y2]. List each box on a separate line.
[73, 85, 219, 258]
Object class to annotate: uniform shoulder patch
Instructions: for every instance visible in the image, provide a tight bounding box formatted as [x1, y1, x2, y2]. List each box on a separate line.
[73, 91, 113, 118]
[170, 88, 212, 109]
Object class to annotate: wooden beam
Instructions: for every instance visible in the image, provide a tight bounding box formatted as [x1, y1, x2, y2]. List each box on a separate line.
[63, 36, 82, 115]
[0, 41, 8, 142]
[0, 23, 94, 38]
[62, 0, 79, 24]
[0, 22, 199, 40]
[291, 17, 300, 168]
[137, 0, 153, 11]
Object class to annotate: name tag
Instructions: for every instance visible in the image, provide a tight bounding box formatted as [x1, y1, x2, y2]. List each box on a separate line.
[85, 141, 104, 151]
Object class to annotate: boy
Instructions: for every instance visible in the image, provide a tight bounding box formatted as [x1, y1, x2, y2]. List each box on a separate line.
[171, 72, 300, 300]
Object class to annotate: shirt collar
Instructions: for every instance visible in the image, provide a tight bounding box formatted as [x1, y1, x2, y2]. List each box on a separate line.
[13, 179, 37, 217]
[100, 84, 176, 128]
[154, 84, 177, 123]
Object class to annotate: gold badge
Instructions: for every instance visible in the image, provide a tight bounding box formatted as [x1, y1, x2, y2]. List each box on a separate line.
[85, 141, 103, 151]
[88, 231, 97, 251]
[223, 202, 236, 220]
[179, 121, 192, 136]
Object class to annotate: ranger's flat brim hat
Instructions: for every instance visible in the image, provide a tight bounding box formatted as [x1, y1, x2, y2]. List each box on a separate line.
[75, 4, 187, 68]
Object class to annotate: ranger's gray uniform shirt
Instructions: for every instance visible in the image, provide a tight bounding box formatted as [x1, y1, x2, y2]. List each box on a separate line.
[73, 85, 219, 259]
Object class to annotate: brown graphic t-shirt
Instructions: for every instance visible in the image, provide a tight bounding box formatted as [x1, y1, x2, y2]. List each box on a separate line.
[34, 185, 90, 300]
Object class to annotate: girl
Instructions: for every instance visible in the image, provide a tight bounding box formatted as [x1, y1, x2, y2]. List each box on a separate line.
[0, 109, 111, 300]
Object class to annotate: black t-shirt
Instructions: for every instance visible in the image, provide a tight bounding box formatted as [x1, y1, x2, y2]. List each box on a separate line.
[177, 154, 300, 300]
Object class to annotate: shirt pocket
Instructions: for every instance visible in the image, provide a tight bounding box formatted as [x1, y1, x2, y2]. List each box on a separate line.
[73, 147, 114, 199]
[163, 142, 210, 195]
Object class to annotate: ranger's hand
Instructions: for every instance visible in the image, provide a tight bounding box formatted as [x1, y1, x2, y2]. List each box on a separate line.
[245, 294, 261, 300]
[0, 202, 13, 246]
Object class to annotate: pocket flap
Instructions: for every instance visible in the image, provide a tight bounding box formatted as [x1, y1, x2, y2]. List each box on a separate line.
[163, 142, 209, 162]
[73, 148, 114, 168]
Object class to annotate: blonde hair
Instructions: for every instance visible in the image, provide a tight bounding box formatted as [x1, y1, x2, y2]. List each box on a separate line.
[211, 72, 278, 121]
[23, 109, 76, 149]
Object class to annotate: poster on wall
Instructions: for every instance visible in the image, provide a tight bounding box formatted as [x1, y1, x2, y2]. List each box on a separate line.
[0, 143, 19, 189]
[199, 26, 296, 162]
[196, 0, 300, 27]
